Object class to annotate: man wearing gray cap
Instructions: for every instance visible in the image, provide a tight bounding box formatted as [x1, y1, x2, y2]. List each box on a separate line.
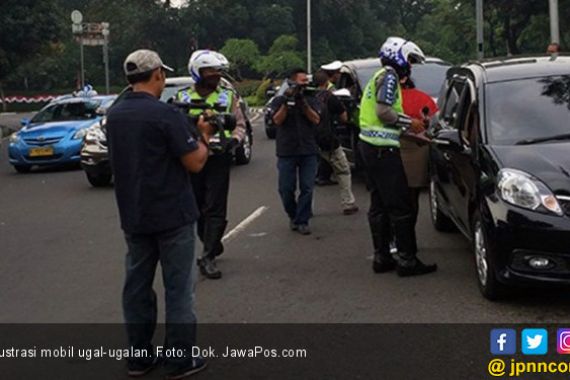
[107, 49, 214, 378]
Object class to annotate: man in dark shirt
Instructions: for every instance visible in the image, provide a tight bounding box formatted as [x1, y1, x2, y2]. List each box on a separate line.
[269, 68, 321, 235]
[107, 49, 213, 379]
[313, 69, 359, 215]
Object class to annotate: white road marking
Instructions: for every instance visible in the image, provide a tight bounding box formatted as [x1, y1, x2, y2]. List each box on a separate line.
[222, 206, 268, 243]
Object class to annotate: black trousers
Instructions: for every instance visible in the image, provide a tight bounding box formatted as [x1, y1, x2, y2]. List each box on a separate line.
[316, 156, 334, 181]
[191, 152, 231, 259]
[359, 142, 418, 262]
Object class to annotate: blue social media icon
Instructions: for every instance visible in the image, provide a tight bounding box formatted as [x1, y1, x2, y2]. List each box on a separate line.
[522, 329, 548, 355]
[491, 329, 516, 355]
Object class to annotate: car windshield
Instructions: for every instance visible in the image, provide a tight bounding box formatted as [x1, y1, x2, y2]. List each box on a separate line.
[411, 63, 450, 97]
[486, 75, 570, 145]
[356, 66, 381, 89]
[31, 100, 102, 123]
[160, 84, 191, 103]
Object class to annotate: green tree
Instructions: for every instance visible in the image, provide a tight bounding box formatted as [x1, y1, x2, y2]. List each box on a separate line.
[0, 0, 65, 107]
[256, 35, 304, 77]
[220, 39, 261, 79]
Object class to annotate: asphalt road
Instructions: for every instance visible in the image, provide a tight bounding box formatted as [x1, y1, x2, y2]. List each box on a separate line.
[1, 117, 569, 324]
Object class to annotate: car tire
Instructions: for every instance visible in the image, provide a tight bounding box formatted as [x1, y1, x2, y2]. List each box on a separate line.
[429, 178, 456, 232]
[86, 172, 112, 187]
[472, 210, 508, 301]
[14, 165, 32, 174]
[234, 131, 252, 165]
[265, 123, 276, 139]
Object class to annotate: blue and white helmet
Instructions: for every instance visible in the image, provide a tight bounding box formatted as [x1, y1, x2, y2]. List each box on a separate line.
[188, 50, 229, 83]
[379, 37, 426, 68]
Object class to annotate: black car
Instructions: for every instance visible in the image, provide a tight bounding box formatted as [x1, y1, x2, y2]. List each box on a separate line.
[334, 57, 451, 168]
[428, 55, 570, 300]
[81, 77, 254, 187]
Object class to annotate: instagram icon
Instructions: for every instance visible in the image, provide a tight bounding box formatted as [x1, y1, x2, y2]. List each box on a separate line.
[558, 329, 570, 354]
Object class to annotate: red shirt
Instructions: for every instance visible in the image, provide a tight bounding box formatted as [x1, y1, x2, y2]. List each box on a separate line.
[402, 88, 438, 119]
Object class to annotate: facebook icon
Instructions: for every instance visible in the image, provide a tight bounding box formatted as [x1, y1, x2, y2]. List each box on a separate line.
[491, 329, 516, 355]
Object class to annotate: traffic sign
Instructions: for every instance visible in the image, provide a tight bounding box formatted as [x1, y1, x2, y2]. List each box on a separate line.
[71, 10, 83, 24]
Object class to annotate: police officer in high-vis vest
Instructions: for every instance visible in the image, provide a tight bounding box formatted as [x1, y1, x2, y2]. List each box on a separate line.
[177, 50, 246, 279]
[359, 37, 437, 277]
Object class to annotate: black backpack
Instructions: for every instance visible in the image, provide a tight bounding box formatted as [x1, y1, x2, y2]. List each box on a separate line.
[314, 90, 340, 151]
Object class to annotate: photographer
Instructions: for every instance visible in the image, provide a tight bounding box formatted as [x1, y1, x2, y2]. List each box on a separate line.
[269, 68, 321, 235]
[176, 50, 246, 279]
[106, 49, 213, 378]
[314, 69, 358, 215]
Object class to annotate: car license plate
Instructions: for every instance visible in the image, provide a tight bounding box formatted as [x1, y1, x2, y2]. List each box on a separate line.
[29, 147, 54, 157]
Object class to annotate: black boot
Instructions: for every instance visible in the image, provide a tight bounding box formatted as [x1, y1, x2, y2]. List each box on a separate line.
[397, 258, 438, 277]
[373, 253, 397, 273]
[198, 256, 222, 279]
[368, 212, 394, 273]
[200, 217, 227, 279]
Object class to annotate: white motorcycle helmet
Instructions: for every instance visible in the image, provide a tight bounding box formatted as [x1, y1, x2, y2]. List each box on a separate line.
[379, 37, 426, 68]
[188, 50, 229, 83]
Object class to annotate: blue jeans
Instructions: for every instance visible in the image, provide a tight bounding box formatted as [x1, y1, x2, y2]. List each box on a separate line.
[277, 154, 318, 225]
[123, 223, 197, 371]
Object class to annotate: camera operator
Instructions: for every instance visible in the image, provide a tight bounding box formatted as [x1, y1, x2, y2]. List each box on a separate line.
[314, 69, 359, 215]
[315, 60, 343, 186]
[269, 68, 321, 235]
[106, 49, 214, 378]
[176, 50, 246, 279]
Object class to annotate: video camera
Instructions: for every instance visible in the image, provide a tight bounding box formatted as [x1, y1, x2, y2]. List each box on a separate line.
[283, 79, 318, 107]
[171, 99, 236, 133]
[170, 99, 237, 152]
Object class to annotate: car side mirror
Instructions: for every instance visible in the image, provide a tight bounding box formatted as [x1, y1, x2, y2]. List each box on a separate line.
[20, 118, 30, 127]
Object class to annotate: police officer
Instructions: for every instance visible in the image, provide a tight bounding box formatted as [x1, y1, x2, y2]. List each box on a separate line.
[359, 37, 437, 277]
[177, 50, 246, 279]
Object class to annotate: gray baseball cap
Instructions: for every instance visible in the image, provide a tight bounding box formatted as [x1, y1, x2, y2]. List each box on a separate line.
[123, 49, 174, 76]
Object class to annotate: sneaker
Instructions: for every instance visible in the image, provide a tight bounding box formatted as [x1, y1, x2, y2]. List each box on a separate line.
[127, 356, 161, 377]
[198, 257, 222, 279]
[342, 204, 359, 215]
[297, 224, 311, 235]
[165, 357, 208, 380]
[289, 221, 298, 231]
[397, 259, 438, 277]
[389, 241, 398, 255]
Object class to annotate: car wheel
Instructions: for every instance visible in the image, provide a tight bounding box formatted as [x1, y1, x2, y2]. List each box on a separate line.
[472, 211, 507, 301]
[265, 123, 276, 139]
[429, 178, 456, 232]
[14, 165, 32, 173]
[86, 172, 112, 187]
[234, 132, 252, 165]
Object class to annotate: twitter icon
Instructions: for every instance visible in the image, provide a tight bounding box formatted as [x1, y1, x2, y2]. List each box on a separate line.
[522, 329, 548, 355]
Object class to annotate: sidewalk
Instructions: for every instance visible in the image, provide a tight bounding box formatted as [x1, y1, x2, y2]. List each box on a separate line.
[0, 112, 34, 137]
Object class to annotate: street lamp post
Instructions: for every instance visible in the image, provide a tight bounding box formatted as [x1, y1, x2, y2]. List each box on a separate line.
[476, 0, 484, 60]
[549, 0, 560, 44]
[102, 22, 110, 94]
[307, 0, 312, 74]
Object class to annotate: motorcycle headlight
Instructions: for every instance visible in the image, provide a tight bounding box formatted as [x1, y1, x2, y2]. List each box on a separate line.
[9, 133, 20, 144]
[73, 128, 88, 140]
[498, 168, 563, 216]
